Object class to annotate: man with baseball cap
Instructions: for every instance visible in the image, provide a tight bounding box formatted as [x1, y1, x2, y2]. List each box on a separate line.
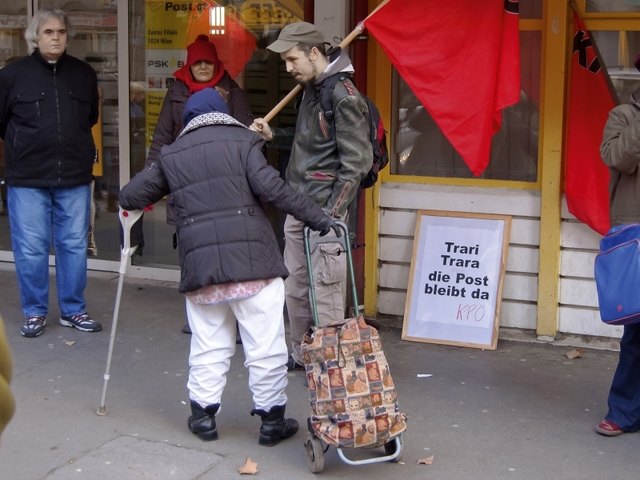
[266, 22, 326, 52]
[252, 22, 373, 371]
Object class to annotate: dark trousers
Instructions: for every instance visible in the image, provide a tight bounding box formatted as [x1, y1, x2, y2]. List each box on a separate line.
[606, 324, 640, 431]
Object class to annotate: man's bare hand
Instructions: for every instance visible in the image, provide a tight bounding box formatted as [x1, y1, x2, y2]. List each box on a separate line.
[250, 118, 273, 141]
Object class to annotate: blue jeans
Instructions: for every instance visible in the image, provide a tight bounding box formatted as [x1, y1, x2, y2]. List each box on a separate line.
[8, 185, 90, 318]
[606, 324, 640, 432]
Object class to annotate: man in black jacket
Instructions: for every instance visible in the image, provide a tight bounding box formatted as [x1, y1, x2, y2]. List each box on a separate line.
[0, 8, 101, 338]
[119, 88, 338, 446]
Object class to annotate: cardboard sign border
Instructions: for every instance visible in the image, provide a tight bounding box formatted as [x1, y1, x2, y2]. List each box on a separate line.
[401, 210, 512, 350]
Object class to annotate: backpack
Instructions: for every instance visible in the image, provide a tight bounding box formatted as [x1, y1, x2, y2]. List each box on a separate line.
[319, 74, 389, 188]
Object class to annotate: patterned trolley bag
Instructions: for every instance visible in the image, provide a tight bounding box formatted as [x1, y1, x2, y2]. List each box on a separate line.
[300, 221, 406, 472]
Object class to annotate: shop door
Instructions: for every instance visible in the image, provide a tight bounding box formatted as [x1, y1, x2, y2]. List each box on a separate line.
[36, 0, 123, 265]
[0, 1, 29, 254]
[0, 1, 126, 270]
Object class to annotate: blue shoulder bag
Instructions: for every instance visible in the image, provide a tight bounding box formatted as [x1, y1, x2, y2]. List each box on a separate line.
[594, 224, 640, 325]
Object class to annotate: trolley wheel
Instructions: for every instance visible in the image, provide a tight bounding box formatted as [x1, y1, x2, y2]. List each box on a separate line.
[305, 435, 325, 473]
[384, 435, 404, 462]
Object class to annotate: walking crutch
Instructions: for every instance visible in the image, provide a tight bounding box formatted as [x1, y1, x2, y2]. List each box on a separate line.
[97, 208, 144, 416]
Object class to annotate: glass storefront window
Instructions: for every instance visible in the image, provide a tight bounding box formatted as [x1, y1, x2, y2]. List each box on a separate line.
[0, 2, 27, 64]
[21, 1, 120, 263]
[587, 0, 640, 12]
[127, 0, 304, 267]
[520, 0, 543, 19]
[392, 30, 541, 182]
[0, 1, 28, 250]
[594, 30, 640, 102]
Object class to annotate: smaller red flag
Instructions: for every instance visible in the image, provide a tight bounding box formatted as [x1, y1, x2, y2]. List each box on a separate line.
[565, 13, 615, 235]
[186, 2, 257, 78]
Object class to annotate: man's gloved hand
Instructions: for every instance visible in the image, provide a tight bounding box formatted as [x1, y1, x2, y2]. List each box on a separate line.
[317, 215, 341, 237]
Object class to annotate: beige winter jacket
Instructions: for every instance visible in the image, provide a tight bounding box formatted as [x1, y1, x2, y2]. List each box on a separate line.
[600, 88, 640, 225]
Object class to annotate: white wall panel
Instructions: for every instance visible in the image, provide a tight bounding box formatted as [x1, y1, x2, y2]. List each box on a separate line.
[379, 184, 541, 216]
[509, 218, 541, 246]
[561, 221, 601, 250]
[560, 250, 597, 278]
[379, 263, 410, 291]
[506, 245, 539, 273]
[558, 306, 622, 339]
[499, 301, 537, 329]
[559, 277, 598, 308]
[379, 237, 414, 263]
[377, 289, 406, 316]
[379, 209, 417, 236]
[501, 273, 538, 302]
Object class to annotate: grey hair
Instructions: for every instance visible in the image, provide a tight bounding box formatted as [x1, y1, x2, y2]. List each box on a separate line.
[24, 8, 74, 54]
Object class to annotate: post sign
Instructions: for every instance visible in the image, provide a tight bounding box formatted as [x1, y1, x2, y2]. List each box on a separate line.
[402, 210, 511, 350]
[144, 0, 259, 148]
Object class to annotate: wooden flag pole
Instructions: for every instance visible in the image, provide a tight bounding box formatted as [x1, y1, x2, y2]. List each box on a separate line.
[261, 0, 391, 123]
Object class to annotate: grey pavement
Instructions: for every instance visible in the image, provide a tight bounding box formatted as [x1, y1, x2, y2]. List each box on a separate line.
[0, 264, 638, 480]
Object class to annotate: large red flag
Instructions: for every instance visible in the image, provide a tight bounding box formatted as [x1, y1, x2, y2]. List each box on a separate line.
[565, 13, 615, 235]
[364, 0, 520, 176]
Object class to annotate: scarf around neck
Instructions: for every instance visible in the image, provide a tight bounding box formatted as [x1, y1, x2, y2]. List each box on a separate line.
[174, 63, 225, 93]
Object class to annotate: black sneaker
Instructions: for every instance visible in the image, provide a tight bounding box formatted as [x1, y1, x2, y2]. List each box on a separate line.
[20, 315, 46, 338]
[59, 313, 102, 332]
[286, 355, 305, 371]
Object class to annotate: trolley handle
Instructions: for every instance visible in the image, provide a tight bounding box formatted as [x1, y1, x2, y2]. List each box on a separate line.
[303, 221, 360, 327]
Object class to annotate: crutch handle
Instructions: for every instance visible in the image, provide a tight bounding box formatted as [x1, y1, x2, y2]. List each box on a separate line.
[118, 208, 143, 272]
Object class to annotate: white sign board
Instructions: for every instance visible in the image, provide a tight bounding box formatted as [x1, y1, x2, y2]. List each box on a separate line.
[402, 211, 511, 350]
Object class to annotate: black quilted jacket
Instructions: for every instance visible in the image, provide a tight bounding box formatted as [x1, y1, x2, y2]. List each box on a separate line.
[0, 50, 99, 187]
[119, 114, 331, 293]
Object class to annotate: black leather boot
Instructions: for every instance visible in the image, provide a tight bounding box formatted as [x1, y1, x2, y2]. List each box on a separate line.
[188, 400, 219, 441]
[250, 404, 299, 446]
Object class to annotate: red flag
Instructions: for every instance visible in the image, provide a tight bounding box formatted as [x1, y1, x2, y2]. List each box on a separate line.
[565, 13, 615, 235]
[364, 0, 520, 176]
[186, 2, 257, 78]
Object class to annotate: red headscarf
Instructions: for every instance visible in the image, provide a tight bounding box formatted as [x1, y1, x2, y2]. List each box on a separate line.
[174, 34, 225, 93]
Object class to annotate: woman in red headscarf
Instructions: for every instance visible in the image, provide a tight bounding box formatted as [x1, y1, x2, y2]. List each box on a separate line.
[146, 34, 253, 167]
[145, 35, 254, 335]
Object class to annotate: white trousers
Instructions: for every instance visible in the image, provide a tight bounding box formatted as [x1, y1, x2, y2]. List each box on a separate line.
[186, 277, 288, 410]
